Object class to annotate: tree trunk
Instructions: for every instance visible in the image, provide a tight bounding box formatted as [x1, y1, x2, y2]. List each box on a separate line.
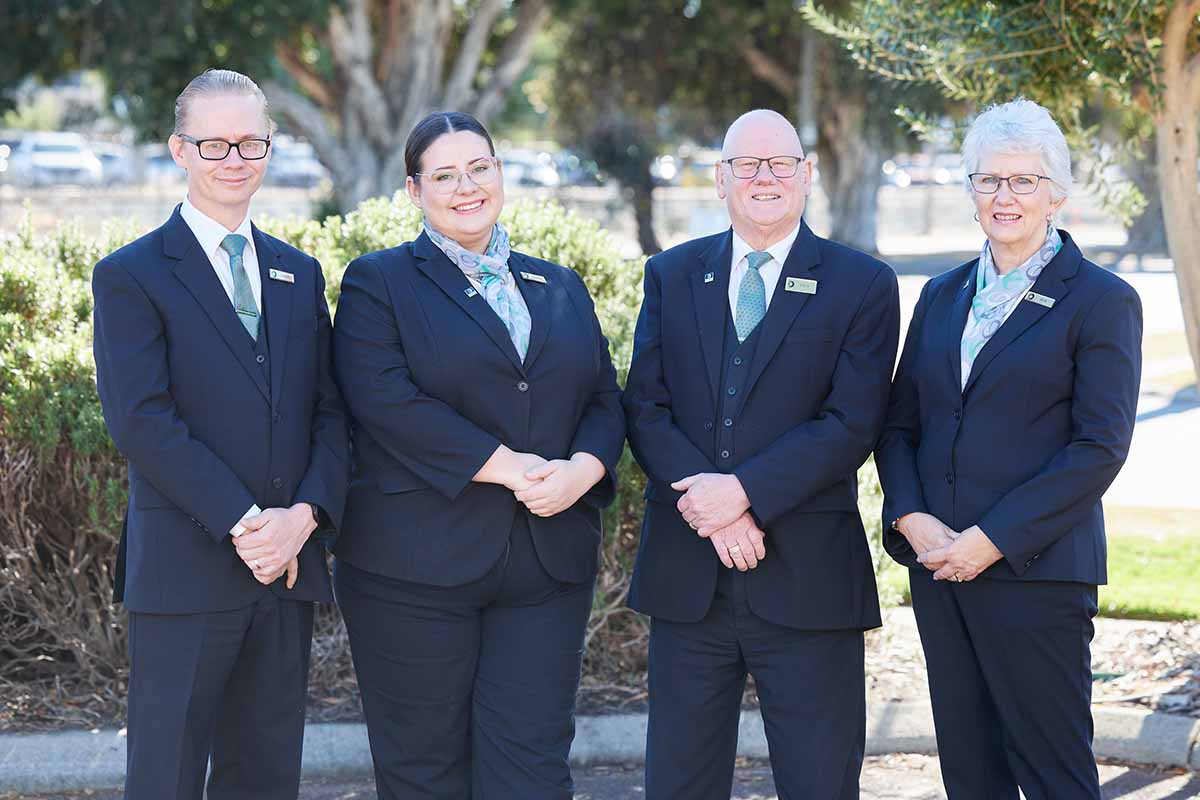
[816, 98, 883, 254]
[1155, 0, 1200, 386]
[1125, 146, 1168, 256]
[627, 174, 661, 256]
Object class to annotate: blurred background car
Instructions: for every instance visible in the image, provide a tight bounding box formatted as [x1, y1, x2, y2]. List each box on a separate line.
[91, 141, 135, 186]
[140, 144, 184, 186]
[7, 132, 103, 187]
[263, 136, 330, 188]
[499, 147, 560, 188]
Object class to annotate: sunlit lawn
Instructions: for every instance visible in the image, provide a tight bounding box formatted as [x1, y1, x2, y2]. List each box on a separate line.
[878, 505, 1200, 621]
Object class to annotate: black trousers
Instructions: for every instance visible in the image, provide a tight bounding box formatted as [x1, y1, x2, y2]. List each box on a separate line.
[645, 566, 866, 800]
[334, 513, 594, 800]
[124, 592, 314, 800]
[908, 567, 1101, 800]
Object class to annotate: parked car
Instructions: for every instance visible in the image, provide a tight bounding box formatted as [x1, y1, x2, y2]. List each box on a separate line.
[553, 151, 605, 187]
[92, 142, 136, 186]
[499, 148, 560, 188]
[8, 132, 103, 187]
[264, 138, 329, 188]
[141, 144, 184, 186]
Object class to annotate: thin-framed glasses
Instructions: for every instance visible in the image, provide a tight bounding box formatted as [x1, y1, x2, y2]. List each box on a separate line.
[968, 173, 1051, 195]
[415, 158, 500, 195]
[179, 134, 271, 161]
[722, 155, 804, 179]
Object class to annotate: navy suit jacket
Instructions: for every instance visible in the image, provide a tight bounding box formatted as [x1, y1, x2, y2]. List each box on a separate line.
[93, 205, 349, 614]
[623, 222, 901, 629]
[875, 231, 1142, 583]
[331, 232, 625, 587]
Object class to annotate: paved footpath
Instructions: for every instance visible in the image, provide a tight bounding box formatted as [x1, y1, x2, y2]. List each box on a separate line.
[12, 756, 1198, 799]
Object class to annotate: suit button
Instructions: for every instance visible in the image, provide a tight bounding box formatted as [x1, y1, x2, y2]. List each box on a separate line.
[720, 449, 731, 459]
[727, 387, 737, 396]
[724, 418, 733, 427]
[517, 381, 529, 393]
[272, 477, 283, 489]
[954, 409, 962, 420]
[733, 356, 743, 366]
[256, 354, 266, 364]
[704, 421, 713, 431]
[945, 473, 954, 485]
[273, 412, 282, 423]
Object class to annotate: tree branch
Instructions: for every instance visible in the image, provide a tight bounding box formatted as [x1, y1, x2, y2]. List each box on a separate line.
[327, 0, 394, 154]
[442, 0, 507, 109]
[375, 0, 409, 84]
[261, 81, 347, 169]
[470, 0, 549, 124]
[274, 42, 335, 110]
[742, 42, 797, 97]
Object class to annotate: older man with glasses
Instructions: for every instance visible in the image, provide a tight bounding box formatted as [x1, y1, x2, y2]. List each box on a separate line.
[623, 108, 901, 799]
[92, 68, 347, 800]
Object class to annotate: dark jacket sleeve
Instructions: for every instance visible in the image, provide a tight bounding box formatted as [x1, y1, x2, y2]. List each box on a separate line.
[332, 253, 502, 501]
[875, 278, 934, 564]
[979, 283, 1143, 574]
[734, 267, 901, 526]
[293, 260, 350, 536]
[92, 256, 256, 541]
[565, 270, 626, 509]
[622, 255, 718, 491]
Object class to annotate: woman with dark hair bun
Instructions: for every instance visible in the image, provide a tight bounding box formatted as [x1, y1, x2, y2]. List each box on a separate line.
[331, 111, 625, 798]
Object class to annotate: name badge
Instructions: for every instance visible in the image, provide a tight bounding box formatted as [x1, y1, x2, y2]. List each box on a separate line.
[1024, 291, 1056, 309]
[519, 271, 547, 284]
[784, 277, 818, 295]
[268, 268, 294, 284]
[464, 287, 479, 298]
[704, 272, 715, 284]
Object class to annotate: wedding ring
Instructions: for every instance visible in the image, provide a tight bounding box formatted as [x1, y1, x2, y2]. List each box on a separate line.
[952, 573, 962, 582]
[728, 545, 742, 553]
[253, 559, 262, 570]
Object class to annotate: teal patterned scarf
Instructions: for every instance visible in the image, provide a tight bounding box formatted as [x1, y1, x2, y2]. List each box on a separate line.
[960, 225, 1062, 390]
[424, 221, 531, 360]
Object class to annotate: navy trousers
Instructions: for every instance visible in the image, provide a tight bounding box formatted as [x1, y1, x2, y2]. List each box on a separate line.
[645, 566, 866, 800]
[124, 593, 314, 800]
[334, 513, 594, 799]
[908, 568, 1101, 800]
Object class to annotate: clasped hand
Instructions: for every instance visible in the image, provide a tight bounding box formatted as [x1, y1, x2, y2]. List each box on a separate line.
[232, 503, 316, 587]
[671, 472, 750, 536]
[504, 450, 605, 518]
[898, 513, 1003, 582]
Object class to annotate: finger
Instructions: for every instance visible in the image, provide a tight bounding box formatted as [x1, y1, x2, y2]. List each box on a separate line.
[239, 512, 270, 531]
[750, 530, 767, 560]
[525, 461, 559, 480]
[729, 544, 749, 571]
[695, 524, 718, 538]
[712, 538, 734, 569]
[670, 475, 699, 492]
[736, 532, 759, 569]
[286, 558, 298, 589]
[676, 495, 693, 514]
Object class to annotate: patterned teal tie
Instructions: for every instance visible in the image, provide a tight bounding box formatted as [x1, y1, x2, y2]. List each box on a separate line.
[734, 251, 771, 341]
[219, 233, 259, 341]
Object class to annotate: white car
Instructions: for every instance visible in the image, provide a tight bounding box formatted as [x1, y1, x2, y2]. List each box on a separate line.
[8, 132, 103, 187]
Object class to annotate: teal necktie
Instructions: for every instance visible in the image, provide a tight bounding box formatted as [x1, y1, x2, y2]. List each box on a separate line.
[219, 233, 260, 341]
[734, 251, 771, 341]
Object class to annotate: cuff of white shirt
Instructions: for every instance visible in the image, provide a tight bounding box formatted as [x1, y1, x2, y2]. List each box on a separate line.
[230, 504, 262, 537]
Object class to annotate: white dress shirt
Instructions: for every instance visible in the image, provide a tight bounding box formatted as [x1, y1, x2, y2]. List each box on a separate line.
[727, 222, 802, 318]
[179, 196, 263, 315]
[179, 196, 263, 534]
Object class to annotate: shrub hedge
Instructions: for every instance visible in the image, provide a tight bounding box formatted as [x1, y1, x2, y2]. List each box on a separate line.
[0, 196, 893, 729]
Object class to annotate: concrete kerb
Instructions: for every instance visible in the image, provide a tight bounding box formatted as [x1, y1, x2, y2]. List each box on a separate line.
[0, 703, 1195, 793]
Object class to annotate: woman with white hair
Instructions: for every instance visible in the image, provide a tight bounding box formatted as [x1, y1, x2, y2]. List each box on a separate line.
[874, 98, 1143, 799]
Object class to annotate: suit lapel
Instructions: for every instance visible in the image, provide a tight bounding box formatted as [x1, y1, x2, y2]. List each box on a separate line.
[412, 231, 526, 375]
[692, 231, 733, 409]
[961, 233, 1080, 395]
[164, 207, 270, 401]
[946, 263, 976, 391]
[742, 221, 821, 396]
[511, 253, 551, 369]
[254, 225, 293, 407]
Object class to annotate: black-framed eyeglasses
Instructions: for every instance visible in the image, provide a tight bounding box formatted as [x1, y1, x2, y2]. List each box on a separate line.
[722, 155, 804, 179]
[968, 173, 1051, 195]
[179, 134, 271, 161]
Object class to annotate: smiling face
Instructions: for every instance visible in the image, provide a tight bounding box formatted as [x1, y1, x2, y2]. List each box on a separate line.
[716, 111, 811, 250]
[405, 130, 503, 253]
[973, 149, 1066, 269]
[168, 92, 271, 231]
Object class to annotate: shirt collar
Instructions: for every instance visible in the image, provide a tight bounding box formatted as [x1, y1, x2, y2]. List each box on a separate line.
[730, 221, 803, 271]
[180, 195, 256, 262]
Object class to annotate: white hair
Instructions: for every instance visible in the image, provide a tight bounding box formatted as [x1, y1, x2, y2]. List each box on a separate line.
[173, 68, 276, 135]
[961, 98, 1071, 201]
